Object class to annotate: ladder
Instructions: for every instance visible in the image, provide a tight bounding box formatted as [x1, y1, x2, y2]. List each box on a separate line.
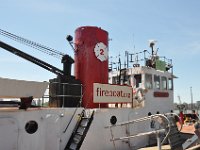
[65, 110, 94, 150]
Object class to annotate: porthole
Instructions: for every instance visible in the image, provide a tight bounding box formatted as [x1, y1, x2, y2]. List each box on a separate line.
[25, 120, 38, 134]
[110, 116, 117, 125]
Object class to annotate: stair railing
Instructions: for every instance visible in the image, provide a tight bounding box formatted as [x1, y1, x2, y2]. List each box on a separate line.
[65, 109, 94, 150]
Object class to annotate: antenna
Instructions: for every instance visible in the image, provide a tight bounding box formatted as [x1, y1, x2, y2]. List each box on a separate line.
[177, 95, 182, 104]
[190, 87, 193, 110]
[133, 33, 135, 52]
[148, 40, 157, 55]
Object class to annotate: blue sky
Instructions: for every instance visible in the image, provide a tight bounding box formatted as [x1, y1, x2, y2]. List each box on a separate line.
[0, 0, 200, 104]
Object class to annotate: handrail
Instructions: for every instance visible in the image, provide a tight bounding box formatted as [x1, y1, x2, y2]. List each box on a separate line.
[63, 107, 81, 133]
[165, 112, 183, 132]
[50, 82, 82, 86]
[111, 129, 166, 141]
[106, 113, 174, 149]
[105, 114, 169, 128]
[49, 81, 83, 107]
[64, 110, 95, 150]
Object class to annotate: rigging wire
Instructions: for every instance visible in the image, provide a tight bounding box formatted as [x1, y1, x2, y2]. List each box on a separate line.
[0, 29, 65, 59]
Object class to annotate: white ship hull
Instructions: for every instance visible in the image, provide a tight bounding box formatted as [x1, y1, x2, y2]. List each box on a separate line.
[0, 101, 173, 150]
[0, 108, 83, 150]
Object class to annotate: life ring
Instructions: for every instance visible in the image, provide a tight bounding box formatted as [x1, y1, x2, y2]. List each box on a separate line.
[133, 89, 137, 94]
[134, 88, 145, 103]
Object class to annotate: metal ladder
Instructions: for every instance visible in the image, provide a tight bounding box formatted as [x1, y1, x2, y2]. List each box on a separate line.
[65, 110, 94, 150]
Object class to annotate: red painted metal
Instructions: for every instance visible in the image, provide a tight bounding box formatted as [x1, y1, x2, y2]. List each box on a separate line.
[74, 26, 108, 108]
[154, 92, 169, 97]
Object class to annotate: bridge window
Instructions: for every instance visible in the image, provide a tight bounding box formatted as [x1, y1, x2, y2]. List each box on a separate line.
[161, 76, 167, 90]
[154, 75, 160, 89]
[145, 74, 152, 89]
[122, 75, 130, 85]
[134, 74, 142, 88]
[112, 76, 118, 84]
[168, 78, 173, 90]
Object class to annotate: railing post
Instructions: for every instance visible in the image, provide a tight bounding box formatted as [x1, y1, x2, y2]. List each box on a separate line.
[156, 131, 162, 150]
[62, 83, 65, 108]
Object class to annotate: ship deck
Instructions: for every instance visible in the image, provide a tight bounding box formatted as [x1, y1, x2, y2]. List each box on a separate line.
[140, 124, 197, 150]
[0, 107, 65, 112]
[139, 145, 170, 150]
[140, 144, 200, 150]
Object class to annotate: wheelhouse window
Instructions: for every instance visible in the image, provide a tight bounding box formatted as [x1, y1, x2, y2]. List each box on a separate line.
[161, 76, 167, 90]
[112, 76, 118, 84]
[168, 78, 173, 90]
[154, 75, 160, 89]
[145, 74, 152, 89]
[121, 75, 130, 85]
[134, 74, 142, 88]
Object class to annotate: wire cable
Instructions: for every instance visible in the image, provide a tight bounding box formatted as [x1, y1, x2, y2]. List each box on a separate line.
[0, 29, 65, 59]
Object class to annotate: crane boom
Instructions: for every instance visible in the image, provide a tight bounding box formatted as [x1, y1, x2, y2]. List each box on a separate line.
[0, 40, 65, 76]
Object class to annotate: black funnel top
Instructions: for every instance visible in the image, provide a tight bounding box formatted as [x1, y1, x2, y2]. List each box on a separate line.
[61, 55, 74, 77]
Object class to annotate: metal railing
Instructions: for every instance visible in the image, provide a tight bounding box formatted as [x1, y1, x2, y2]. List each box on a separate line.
[105, 113, 176, 150]
[49, 81, 83, 107]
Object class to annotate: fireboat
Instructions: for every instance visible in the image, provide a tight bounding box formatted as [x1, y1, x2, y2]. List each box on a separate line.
[0, 26, 199, 150]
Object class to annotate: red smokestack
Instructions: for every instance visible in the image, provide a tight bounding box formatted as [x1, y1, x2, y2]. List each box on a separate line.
[74, 26, 108, 108]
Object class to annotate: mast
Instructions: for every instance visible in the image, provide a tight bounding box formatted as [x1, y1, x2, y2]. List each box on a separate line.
[190, 86, 193, 110]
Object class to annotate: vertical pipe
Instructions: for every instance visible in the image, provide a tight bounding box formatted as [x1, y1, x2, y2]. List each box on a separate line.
[156, 132, 162, 150]
[125, 51, 129, 68]
[62, 83, 65, 108]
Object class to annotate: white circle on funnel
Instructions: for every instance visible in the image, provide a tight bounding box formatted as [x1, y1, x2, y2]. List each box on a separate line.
[94, 42, 108, 62]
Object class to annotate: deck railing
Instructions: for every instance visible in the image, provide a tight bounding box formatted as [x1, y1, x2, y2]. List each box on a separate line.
[105, 113, 180, 150]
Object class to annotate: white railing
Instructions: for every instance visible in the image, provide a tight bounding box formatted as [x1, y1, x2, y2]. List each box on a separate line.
[105, 113, 178, 150]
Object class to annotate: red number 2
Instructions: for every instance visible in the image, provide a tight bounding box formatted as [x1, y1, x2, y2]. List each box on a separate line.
[100, 49, 104, 55]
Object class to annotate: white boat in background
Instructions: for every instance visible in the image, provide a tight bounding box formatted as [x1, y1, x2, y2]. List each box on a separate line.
[0, 26, 197, 150]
